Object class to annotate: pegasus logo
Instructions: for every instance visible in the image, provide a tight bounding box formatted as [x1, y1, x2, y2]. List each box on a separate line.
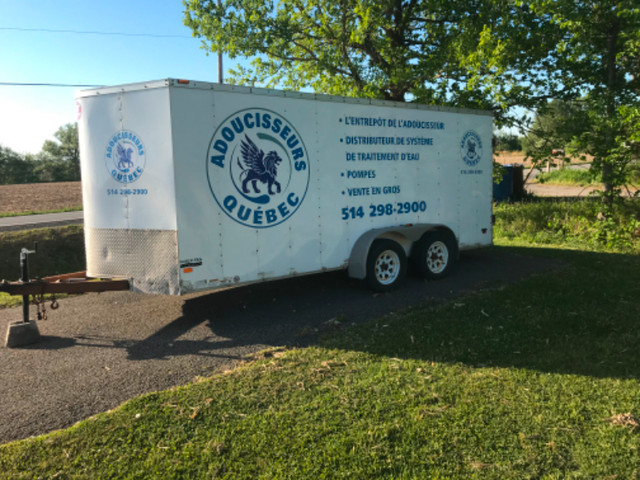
[117, 143, 134, 172]
[238, 135, 282, 195]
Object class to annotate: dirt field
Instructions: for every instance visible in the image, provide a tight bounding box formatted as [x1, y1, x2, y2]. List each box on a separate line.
[494, 151, 529, 166]
[0, 182, 82, 215]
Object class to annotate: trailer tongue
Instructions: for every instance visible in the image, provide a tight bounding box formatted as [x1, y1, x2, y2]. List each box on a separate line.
[0, 271, 129, 296]
[1, 246, 129, 347]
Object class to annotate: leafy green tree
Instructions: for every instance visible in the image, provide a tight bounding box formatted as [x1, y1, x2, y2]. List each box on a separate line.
[0, 145, 37, 185]
[32, 159, 76, 183]
[522, 1, 640, 205]
[41, 123, 80, 181]
[521, 99, 589, 159]
[494, 133, 523, 152]
[183, 0, 557, 119]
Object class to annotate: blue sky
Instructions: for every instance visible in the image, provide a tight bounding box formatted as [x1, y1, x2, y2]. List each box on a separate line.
[0, 0, 225, 154]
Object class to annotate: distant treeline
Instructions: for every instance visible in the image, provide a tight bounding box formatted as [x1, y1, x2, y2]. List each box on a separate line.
[494, 133, 523, 152]
[0, 123, 80, 185]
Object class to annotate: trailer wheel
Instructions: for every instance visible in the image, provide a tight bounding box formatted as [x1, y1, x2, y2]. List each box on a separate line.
[412, 230, 457, 280]
[365, 239, 407, 292]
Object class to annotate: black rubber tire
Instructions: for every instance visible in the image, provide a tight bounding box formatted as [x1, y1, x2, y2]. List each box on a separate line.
[365, 239, 407, 292]
[411, 230, 458, 280]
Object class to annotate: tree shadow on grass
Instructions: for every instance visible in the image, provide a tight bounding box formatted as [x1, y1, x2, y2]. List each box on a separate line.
[324, 247, 640, 380]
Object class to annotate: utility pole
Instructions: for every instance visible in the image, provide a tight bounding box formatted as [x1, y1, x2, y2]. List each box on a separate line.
[217, 0, 223, 84]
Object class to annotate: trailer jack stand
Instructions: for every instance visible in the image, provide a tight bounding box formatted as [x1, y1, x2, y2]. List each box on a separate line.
[4, 246, 40, 348]
[4, 320, 40, 348]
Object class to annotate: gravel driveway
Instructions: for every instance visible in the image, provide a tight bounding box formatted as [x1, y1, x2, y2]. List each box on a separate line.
[0, 248, 558, 445]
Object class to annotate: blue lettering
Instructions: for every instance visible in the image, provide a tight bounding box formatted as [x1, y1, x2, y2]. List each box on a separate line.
[286, 135, 299, 149]
[210, 155, 225, 168]
[261, 113, 271, 129]
[237, 205, 251, 221]
[278, 202, 289, 217]
[253, 209, 263, 225]
[243, 112, 255, 129]
[223, 195, 237, 212]
[280, 125, 291, 140]
[292, 148, 304, 160]
[231, 117, 244, 134]
[222, 127, 235, 142]
[214, 139, 227, 154]
[287, 193, 299, 207]
[266, 209, 277, 223]
[272, 118, 282, 134]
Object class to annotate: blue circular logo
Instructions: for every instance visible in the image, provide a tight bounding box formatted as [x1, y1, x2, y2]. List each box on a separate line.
[460, 130, 482, 167]
[206, 108, 310, 228]
[104, 130, 146, 184]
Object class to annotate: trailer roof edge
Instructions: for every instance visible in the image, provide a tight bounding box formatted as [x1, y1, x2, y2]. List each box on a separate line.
[75, 78, 493, 117]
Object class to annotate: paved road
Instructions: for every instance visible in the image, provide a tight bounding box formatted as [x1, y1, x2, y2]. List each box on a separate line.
[0, 211, 84, 232]
[0, 248, 560, 444]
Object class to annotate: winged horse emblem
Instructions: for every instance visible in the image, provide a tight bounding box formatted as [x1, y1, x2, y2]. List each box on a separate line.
[238, 135, 282, 195]
[116, 143, 134, 171]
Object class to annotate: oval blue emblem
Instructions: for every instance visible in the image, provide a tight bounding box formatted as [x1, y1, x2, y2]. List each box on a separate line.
[460, 130, 482, 167]
[206, 108, 310, 228]
[104, 130, 146, 184]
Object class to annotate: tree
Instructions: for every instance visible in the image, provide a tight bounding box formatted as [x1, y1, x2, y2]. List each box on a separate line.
[41, 123, 80, 181]
[520, 1, 640, 205]
[494, 133, 523, 152]
[521, 99, 589, 158]
[0, 145, 37, 185]
[183, 0, 557, 119]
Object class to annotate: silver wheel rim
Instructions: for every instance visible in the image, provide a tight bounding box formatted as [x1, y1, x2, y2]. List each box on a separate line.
[374, 249, 401, 285]
[426, 241, 448, 274]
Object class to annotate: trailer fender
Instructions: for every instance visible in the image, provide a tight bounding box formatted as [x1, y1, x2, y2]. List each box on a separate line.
[347, 224, 443, 280]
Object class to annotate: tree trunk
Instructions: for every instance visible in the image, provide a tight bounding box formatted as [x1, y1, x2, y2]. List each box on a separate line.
[602, 14, 620, 209]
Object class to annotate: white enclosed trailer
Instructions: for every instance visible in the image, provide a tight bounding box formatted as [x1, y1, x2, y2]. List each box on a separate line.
[76, 79, 493, 295]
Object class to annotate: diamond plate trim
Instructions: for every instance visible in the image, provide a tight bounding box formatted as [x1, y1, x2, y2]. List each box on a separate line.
[85, 228, 180, 295]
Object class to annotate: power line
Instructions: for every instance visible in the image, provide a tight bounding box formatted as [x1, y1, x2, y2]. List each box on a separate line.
[0, 26, 192, 39]
[0, 82, 104, 88]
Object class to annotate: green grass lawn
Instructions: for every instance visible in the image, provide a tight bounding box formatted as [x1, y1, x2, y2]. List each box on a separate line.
[536, 163, 640, 188]
[0, 206, 82, 218]
[536, 168, 595, 186]
[1, 200, 639, 478]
